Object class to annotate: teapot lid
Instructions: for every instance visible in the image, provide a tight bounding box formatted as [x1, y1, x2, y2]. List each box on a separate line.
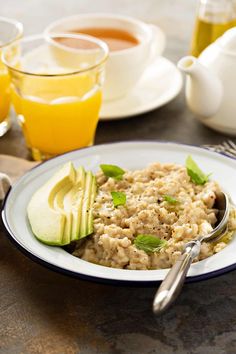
[218, 27, 236, 55]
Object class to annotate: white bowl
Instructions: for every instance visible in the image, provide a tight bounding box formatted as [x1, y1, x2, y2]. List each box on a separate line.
[2, 141, 236, 285]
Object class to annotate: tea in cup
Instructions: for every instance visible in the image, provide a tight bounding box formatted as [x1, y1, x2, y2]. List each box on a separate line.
[46, 14, 166, 100]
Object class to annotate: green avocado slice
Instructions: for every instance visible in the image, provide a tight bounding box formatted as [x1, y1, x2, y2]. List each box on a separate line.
[27, 162, 75, 245]
[64, 166, 86, 241]
[79, 171, 93, 238]
[87, 176, 97, 235]
[28, 162, 97, 246]
[54, 183, 73, 245]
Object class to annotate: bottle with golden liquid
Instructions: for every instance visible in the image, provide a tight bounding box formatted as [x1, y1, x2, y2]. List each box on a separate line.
[190, 0, 236, 57]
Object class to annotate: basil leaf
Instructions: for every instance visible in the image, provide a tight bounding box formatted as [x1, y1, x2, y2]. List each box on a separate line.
[100, 164, 125, 180]
[186, 155, 209, 185]
[111, 191, 126, 207]
[163, 195, 179, 204]
[134, 234, 167, 253]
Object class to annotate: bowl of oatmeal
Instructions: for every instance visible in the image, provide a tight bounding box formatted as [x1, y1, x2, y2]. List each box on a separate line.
[73, 160, 236, 270]
[2, 141, 236, 285]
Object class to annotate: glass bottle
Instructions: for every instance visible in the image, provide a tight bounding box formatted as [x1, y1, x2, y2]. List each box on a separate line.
[190, 0, 236, 57]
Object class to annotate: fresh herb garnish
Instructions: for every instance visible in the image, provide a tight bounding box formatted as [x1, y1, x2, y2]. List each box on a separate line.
[134, 234, 167, 253]
[100, 164, 125, 180]
[111, 191, 126, 207]
[186, 155, 209, 185]
[163, 195, 179, 204]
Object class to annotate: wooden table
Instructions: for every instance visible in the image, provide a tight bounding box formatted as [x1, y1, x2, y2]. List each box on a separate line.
[0, 1, 235, 353]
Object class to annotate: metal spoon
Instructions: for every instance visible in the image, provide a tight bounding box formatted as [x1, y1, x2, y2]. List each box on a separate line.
[153, 191, 230, 315]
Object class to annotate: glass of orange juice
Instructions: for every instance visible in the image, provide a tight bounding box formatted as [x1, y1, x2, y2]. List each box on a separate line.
[2, 33, 108, 160]
[0, 17, 23, 136]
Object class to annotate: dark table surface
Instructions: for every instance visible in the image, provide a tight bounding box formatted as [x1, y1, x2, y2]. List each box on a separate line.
[1, 1, 236, 353]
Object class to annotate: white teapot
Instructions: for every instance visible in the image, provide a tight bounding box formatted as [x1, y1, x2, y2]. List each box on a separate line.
[178, 27, 236, 135]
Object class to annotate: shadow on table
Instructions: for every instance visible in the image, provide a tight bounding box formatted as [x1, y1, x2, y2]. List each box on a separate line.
[95, 94, 230, 148]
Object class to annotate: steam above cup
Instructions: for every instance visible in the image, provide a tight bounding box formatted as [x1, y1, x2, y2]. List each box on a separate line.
[45, 13, 166, 101]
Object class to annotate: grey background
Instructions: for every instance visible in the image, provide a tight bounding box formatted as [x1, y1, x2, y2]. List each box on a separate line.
[1, 1, 236, 353]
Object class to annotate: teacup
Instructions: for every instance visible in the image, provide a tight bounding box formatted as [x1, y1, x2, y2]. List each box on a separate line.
[46, 13, 166, 101]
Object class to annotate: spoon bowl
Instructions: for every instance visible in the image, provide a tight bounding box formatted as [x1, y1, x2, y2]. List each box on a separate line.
[199, 191, 229, 243]
[153, 191, 230, 315]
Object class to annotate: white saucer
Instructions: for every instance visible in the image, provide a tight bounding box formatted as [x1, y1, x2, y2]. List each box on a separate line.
[99, 56, 183, 120]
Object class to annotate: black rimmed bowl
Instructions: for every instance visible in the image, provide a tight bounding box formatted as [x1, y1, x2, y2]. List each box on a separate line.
[2, 141, 236, 285]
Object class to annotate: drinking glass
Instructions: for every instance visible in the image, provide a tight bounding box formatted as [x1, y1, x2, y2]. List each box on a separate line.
[2, 34, 108, 160]
[0, 17, 23, 136]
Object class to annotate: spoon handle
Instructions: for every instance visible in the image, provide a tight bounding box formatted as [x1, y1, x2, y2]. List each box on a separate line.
[153, 240, 201, 315]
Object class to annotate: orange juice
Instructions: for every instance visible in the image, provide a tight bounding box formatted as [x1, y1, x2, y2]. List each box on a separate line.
[0, 17, 22, 136]
[0, 61, 11, 122]
[11, 69, 102, 159]
[3, 34, 108, 160]
[12, 87, 101, 159]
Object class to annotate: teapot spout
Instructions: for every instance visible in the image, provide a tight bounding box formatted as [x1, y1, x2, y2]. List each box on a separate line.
[178, 56, 223, 117]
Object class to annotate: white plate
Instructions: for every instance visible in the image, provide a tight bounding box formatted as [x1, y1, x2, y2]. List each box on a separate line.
[2, 142, 236, 285]
[99, 57, 183, 120]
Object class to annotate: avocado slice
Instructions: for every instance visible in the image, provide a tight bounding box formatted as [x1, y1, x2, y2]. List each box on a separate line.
[79, 171, 93, 238]
[87, 176, 97, 235]
[28, 162, 97, 246]
[67, 166, 86, 241]
[27, 162, 75, 245]
[54, 183, 73, 245]
[78, 171, 97, 238]
[71, 167, 86, 241]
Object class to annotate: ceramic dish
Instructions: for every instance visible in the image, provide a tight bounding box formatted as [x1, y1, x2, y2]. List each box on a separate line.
[2, 141, 236, 285]
[99, 57, 182, 120]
